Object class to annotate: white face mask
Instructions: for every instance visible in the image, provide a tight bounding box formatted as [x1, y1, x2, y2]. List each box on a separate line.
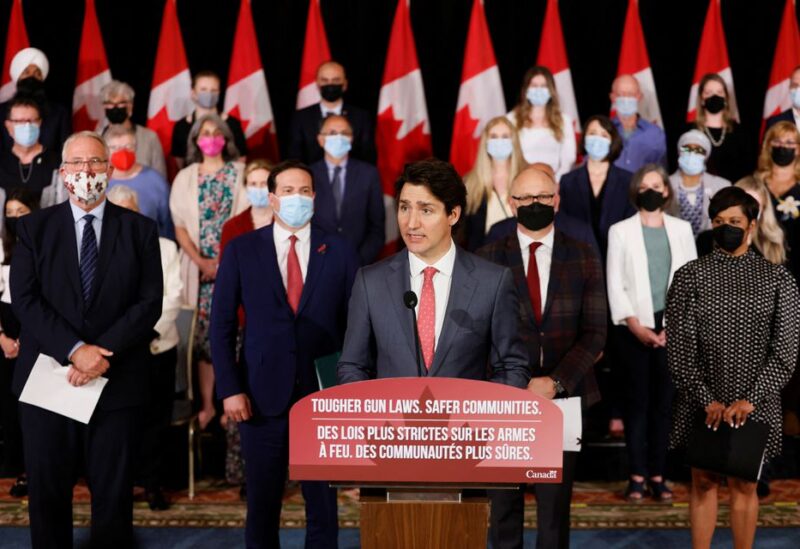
[64, 171, 108, 205]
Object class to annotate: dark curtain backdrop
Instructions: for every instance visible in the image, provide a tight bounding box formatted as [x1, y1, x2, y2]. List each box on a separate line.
[0, 0, 794, 168]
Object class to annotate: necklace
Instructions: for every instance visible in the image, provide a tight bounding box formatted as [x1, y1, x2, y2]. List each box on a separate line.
[704, 125, 726, 147]
[18, 159, 34, 184]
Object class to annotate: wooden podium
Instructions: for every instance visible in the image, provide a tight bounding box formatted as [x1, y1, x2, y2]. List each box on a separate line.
[289, 378, 564, 549]
[359, 488, 491, 549]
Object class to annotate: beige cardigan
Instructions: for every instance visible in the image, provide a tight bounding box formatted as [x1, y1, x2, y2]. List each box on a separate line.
[169, 161, 250, 307]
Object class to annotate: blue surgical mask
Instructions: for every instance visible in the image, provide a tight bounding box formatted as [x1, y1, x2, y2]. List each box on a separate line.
[615, 96, 639, 117]
[791, 87, 800, 110]
[276, 194, 314, 228]
[13, 123, 39, 147]
[526, 87, 551, 107]
[323, 134, 352, 159]
[678, 151, 706, 176]
[246, 187, 270, 208]
[486, 138, 513, 160]
[584, 135, 611, 161]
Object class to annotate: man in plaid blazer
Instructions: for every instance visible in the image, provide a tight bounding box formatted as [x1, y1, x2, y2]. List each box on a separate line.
[477, 166, 607, 549]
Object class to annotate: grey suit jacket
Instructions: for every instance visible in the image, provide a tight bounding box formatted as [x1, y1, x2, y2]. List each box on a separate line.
[337, 246, 531, 388]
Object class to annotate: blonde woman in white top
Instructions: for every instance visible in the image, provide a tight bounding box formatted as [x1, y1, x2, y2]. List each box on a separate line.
[506, 66, 576, 180]
[461, 116, 526, 250]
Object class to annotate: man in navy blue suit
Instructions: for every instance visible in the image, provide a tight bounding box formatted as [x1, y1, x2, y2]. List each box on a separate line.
[211, 160, 359, 549]
[765, 65, 800, 131]
[310, 115, 385, 265]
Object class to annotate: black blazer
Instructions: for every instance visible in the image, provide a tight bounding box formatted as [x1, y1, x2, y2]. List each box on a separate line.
[310, 158, 385, 265]
[10, 200, 163, 410]
[765, 109, 796, 132]
[288, 103, 376, 164]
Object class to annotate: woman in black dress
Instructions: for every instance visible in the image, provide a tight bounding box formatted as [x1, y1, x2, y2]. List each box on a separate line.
[667, 187, 800, 549]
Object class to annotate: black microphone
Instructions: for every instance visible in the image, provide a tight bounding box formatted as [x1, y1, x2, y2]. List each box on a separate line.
[403, 291, 425, 377]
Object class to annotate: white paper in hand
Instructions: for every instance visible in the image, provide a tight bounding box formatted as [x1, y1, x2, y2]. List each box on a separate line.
[553, 397, 582, 452]
[19, 354, 108, 424]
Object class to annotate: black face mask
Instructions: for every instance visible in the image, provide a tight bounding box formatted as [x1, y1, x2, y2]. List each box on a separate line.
[319, 84, 344, 103]
[771, 146, 796, 167]
[4, 217, 18, 239]
[712, 223, 746, 253]
[635, 189, 665, 212]
[517, 203, 555, 232]
[16, 76, 45, 96]
[105, 106, 128, 125]
[703, 95, 726, 115]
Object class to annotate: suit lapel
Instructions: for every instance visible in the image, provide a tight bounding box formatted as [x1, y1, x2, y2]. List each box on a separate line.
[340, 161, 357, 219]
[429, 249, 477, 376]
[59, 202, 83, 306]
[386, 252, 417, 360]
[255, 225, 291, 309]
[541, 231, 566, 323]
[297, 228, 324, 315]
[88, 203, 120, 308]
[505, 234, 537, 327]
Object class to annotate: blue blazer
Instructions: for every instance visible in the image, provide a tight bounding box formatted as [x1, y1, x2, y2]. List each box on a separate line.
[310, 158, 386, 265]
[337, 247, 531, 388]
[558, 164, 636, 255]
[765, 109, 795, 132]
[210, 225, 359, 417]
[484, 213, 601, 259]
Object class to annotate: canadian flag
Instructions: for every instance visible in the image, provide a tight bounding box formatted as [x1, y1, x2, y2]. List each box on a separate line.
[296, 0, 331, 110]
[146, 0, 193, 159]
[449, 0, 505, 176]
[377, 0, 432, 247]
[223, 0, 279, 161]
[537, 0, 580, 135]
[72, 0, 112, 132]
[0, 0, 29, 102]
[614, 0, 662, 127]
[762, 0, 800, 123]
[686, 0, 738, 122]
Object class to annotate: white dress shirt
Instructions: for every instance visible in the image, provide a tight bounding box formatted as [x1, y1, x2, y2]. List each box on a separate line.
[408, 240, 457, 350]
[70, 198, 106, 262]
[320, 102, 343, 117]
[274, 221, 311, 289]
[518, 227, 554, 317]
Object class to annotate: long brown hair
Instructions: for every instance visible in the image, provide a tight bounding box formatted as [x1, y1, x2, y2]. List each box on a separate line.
[463, 117, 526, 215]
[735, 175, 787, 265]
[694, 73, 734, 132]
[512, 66, 565, 142]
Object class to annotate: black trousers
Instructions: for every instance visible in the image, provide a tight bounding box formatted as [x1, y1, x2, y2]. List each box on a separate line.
[617, 311, 673, 478]
[20, 402, 142, 549]
[137, 348, 177, 490]
[488, 451, 578, 549]
[0, 354, 24, 476]
[239, 413, 338, 549]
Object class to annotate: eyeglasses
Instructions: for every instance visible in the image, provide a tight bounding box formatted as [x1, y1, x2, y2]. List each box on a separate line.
[102, 101, 130, 108]
[62, 159, 108, 171]
[319, 130, 353, 137]
[511, 193, 555, 206]
[680, 145, 706, 155]
[771, 140, 798, 148]
[7, 118, 40, 125]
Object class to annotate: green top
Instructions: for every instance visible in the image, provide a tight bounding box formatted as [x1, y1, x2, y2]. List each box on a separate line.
[642, 225, 672, 313]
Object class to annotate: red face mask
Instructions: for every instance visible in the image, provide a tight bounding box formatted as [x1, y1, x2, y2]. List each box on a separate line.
[110, 149, 136, 171]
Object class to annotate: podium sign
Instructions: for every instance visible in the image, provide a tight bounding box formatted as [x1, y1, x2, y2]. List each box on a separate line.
[289, 377, 563, 484]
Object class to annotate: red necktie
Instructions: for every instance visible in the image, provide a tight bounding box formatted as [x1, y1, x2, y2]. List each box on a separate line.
[417, 267, 438, 369]
[287, 235, 303, 313]
[526, 242, 542, 324]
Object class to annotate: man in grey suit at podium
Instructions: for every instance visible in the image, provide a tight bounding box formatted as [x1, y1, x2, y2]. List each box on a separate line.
[337, 159, 529, 388]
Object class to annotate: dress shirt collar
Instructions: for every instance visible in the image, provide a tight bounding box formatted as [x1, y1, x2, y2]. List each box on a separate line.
[517, 225, 554, 251]
[70, 197, 107, 225]
[408, 239, 457, 278]
[325, 158, 348, 173]
[320, 101, 343, 117]
[273, 219, 311, 244]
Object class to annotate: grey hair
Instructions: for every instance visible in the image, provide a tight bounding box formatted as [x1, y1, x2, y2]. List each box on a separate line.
[106, 184, 139, 209]
[186, 113, 240, 164]
[104, 124, 136, 144]
[61, 131, 110, 163]
[101, 80, 135, 103]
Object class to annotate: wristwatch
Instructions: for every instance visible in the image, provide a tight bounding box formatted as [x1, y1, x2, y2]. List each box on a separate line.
[551, 377, 565, 395]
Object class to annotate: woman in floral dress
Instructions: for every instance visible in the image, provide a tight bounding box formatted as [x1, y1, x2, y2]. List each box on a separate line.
[170, 114, 250, 430]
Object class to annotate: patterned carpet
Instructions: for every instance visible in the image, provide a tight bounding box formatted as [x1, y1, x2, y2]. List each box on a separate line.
[1, 478, 799, 529]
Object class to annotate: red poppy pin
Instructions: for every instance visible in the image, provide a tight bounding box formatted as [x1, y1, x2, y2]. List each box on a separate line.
[317, 243, 327, 254]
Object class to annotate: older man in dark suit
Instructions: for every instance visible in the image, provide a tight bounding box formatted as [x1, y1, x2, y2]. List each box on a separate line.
[477, 166, 607, 549]
[11, 131, 163, 548]
[310, 115, 385, 265]
[337, 158, 529, 388]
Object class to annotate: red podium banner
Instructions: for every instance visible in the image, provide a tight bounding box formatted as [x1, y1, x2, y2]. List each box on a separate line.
[289, 378, 563, 484]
